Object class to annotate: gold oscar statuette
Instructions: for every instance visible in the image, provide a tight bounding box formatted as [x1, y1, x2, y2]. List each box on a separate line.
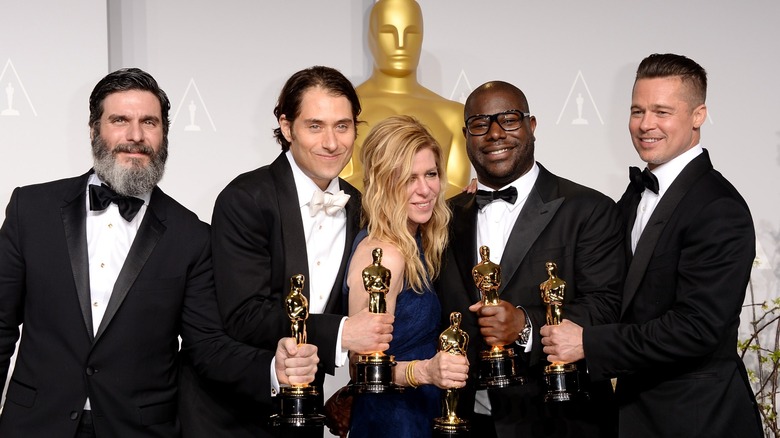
[270, 274, 325, 431]
[473, 246, 524, 388]
[432, 312, 470, 437]
[351, 248, 402, 394]
[540, 262, 586, 402]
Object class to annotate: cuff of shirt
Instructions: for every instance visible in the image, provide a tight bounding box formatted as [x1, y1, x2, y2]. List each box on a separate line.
[335, 316, 349, 367]
[270, 357, 280, 396]
[514, 305, 533, 353]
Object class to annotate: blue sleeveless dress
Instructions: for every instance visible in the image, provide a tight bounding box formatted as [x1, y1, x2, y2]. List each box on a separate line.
[345, 230, 442, 438]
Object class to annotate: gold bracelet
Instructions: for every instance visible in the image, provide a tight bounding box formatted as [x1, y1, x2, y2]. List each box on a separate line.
[406, 360, 420, 388]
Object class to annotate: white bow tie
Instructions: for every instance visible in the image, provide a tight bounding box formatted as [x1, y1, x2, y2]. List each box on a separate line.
[309, 189, 350, 216]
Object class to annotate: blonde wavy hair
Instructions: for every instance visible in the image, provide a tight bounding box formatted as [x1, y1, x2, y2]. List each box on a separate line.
[360, 115, 451, 293]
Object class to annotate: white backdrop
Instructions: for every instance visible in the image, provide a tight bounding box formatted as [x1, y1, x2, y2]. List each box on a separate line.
[3, 0, 779, 433]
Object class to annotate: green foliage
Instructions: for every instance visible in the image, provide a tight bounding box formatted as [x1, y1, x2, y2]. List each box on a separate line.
[740, 279, 780, 437]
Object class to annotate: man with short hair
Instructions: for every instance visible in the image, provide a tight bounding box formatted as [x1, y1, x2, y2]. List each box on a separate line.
[438, 80, 624, 437]
[541, 53, 764, 437]
[0, 68, 318, 438]
[182, 66, 394, 437]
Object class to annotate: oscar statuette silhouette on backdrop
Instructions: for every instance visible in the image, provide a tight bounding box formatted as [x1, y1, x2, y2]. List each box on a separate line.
[270, 274, 325, 434]
[341, 0, 470, 197]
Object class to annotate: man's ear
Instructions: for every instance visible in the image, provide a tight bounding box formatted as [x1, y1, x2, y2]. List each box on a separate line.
[692, 104, 707, 129]
[279, 115, 293, 142]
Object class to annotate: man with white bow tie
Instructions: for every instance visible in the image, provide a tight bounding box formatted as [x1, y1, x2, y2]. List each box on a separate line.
[180, 66, 394, 438]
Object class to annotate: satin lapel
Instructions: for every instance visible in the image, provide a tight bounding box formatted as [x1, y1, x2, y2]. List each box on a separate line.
[450, 196, 480, 302]
[61, 173, 93, 339]
[270, 156, 310, 300]
[323, 180, 359, 315]
[622, 190, 640, 259]
[500, 169, 563, 292]
[621, 152, 713, 316]
[94, 190, 166, 342]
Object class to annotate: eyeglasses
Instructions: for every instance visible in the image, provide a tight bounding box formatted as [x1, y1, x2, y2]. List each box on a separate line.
[465, 110, 531, 136]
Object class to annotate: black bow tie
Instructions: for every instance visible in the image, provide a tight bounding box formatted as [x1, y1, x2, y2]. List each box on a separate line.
[89, 184, 144, 222]
[475, 186, 518, 210]
[629, 166, 659, 194]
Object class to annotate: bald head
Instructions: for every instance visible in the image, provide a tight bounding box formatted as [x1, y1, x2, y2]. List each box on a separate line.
[465, 81, 530, 118]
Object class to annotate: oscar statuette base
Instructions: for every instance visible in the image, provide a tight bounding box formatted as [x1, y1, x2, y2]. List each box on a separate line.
[478, 348, 526, 389]
[269, 385, 325, 435]
[351, 353, 403, 394]
[433, 417, 470, 437]
[543, 363, 588, 403]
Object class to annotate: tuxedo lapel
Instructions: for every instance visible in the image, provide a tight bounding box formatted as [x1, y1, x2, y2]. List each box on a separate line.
[61, 173, 93, 339]
[500, 165, 563, 292]
[623, 191, 641, 258]
[94, 188, 166, 341]
[451, 196, 480, 302]
[270, 155, 310, 299]
[621, 152, 713, 316]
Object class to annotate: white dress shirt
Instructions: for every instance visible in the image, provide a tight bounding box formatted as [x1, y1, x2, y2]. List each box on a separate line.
[631, 145, 703, 253]
[84, 173, 151, 409]
[270, 152, 351, 395]
[474, 163, 539, 415]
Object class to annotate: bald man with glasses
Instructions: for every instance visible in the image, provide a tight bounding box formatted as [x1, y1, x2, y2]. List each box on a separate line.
[437, 81, 624, 438]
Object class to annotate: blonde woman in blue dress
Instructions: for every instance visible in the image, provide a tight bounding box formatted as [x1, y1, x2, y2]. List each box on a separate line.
[345, 115, 469, 437]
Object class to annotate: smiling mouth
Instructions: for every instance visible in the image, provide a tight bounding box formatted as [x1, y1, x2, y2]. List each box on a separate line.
[483, 146, 515, 157]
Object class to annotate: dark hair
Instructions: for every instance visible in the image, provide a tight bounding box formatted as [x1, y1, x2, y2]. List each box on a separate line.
[88, 68, 171, 137]
[635, 53, 707, 105]
[273, 66, 361, 151]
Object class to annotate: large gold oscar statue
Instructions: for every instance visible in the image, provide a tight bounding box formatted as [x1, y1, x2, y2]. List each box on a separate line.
[341, 0, 470, 198]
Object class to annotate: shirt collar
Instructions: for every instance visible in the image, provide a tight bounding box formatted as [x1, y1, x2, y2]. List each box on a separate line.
[285, 150, 341, 209]
[476, 162, 539, 210]
[646, 144, 703, 196]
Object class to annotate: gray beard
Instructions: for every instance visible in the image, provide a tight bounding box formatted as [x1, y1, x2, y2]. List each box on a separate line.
[91, 134, 168, 197]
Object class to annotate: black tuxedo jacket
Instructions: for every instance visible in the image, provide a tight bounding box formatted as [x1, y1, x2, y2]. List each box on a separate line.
[584, 150, 763, 437]
[179, 153, 360, 437]
[438, 163, 624, 437]
[0, 171, 274, 438]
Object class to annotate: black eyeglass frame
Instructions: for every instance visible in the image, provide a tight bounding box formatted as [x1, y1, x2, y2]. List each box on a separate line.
[465, 110, 532, 136]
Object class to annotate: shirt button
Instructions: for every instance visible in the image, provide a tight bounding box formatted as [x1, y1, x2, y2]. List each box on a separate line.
[316, 261, 321, 266]
[93, 302, 99, 307]
[100, 263, 105, 268]
[108, 223, 113, 228]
